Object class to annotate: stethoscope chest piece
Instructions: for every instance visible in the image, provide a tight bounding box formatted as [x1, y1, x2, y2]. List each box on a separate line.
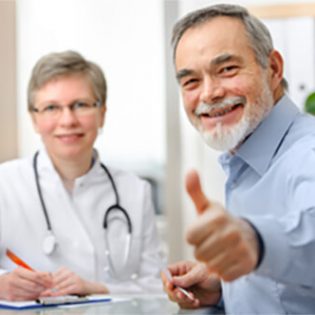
[42, 231, 57, 255]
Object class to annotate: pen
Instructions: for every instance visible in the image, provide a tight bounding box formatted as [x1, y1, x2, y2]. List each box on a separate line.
[162, 268, 194, 301]
[6, 249, 34, 271]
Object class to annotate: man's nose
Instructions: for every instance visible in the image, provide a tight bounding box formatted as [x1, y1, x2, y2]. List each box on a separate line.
[200, 76, 225, 104]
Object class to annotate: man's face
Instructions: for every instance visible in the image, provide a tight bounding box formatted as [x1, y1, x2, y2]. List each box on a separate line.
[175, 16, 276, 151]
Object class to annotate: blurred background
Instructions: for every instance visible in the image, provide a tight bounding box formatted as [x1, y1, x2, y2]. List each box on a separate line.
[2, 0, 315, 263]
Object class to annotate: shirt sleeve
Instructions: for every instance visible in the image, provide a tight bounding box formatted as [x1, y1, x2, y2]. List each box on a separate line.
[246, 149, 315, 287]
[0, 189, 10, 277]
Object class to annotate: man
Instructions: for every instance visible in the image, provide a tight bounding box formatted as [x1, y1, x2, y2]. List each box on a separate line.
[162, 3, 315, 314]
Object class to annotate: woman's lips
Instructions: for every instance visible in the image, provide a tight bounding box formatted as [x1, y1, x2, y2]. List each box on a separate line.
[56, 133, 84, 143]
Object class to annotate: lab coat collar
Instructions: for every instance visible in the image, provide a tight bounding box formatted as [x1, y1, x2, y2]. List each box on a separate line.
[36, 148, 61, 183]
[36, 147, 104, 187]
[75, 150, 105, 187]
[220, 95, 300, 176]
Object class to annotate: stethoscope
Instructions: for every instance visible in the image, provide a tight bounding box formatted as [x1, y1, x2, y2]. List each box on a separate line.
[33, 151, 133, 277]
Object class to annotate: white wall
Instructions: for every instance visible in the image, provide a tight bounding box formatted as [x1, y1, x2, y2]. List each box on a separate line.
[178, 0, 315, 9]
[0, 0, 17, 162]
[17, 0, 165, 172]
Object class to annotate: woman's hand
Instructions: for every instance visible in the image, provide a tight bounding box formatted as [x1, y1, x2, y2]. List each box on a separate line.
[0, 268, 52, 301]
[42, 267, 109, 296]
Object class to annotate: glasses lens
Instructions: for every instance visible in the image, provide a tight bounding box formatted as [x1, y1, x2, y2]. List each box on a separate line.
[73, 101, 97, 116]
[34, 100, 99, 119]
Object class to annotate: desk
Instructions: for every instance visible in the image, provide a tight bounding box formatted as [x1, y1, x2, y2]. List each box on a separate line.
[0, 294, 224, 315]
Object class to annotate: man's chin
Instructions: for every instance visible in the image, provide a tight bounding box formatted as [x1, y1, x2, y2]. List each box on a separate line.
[200, 131, 244, 152]
[197, 115, 251, 152]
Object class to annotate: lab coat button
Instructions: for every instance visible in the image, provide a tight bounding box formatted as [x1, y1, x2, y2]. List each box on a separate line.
[104, 266, 110, 272]
[132, 300, 138, 307]
[131, 273, 138, 280]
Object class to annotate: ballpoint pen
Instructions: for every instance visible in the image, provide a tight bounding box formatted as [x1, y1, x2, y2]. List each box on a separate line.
[162, 268, 194, 301]
[6, 249, 34, 271]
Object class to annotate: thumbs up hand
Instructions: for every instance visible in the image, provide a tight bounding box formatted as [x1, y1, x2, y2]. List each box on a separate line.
[185, 170, 259, 282]
[185, 170, 210, 215]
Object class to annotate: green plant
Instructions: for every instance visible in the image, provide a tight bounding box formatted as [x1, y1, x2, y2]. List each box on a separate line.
[304, 92, 315, 115]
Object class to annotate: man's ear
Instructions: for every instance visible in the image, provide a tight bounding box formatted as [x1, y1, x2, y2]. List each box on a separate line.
[268, 49, 284, 90]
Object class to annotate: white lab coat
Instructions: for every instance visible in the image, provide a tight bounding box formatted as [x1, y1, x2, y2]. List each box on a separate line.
[0, 148, 164, 293]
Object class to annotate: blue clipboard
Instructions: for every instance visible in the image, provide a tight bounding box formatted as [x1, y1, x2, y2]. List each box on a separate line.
[0, 295, 111, 310]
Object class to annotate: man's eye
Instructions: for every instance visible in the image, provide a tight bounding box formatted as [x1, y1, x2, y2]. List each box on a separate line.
[182, 78, 198, 88]
[43, 104, 59, 112]
[221, 65, 238, 74]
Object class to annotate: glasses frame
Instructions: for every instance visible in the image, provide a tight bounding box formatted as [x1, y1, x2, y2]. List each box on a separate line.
[31, 99, 102, 119]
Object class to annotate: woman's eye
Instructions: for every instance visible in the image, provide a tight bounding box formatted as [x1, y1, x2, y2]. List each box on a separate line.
[43, 104, 59, 112]
[74, 101, 89, 109]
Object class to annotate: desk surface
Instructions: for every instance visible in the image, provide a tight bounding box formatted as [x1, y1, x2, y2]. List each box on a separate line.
[0, 294, 224, 315]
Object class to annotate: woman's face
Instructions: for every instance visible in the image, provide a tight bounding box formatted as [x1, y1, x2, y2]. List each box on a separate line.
[31, 74, 106, 163]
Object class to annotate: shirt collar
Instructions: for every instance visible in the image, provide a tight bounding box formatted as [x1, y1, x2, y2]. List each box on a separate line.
[37, 147, 57, 174]
[220, 95, 300, 176]
[36, 147, 102, 183]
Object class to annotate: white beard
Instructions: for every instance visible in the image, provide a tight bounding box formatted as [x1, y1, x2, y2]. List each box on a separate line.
[197, 80, 274, 152]
[201, 116, 251, 151]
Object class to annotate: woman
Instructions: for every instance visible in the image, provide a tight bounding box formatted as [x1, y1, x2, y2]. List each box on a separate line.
[0, 51, 163, 300]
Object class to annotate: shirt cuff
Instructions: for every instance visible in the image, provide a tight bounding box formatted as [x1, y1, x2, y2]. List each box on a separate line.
[243, 218, 265, 268]
[0, 269, 9, 276]
[242, 215, 291, 279]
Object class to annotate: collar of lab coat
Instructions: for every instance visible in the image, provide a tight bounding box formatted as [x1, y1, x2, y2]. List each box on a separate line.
[36, 147, 105, 188]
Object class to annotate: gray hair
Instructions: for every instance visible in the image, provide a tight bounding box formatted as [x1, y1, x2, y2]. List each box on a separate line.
[27, 50, 107, 110]
[172, 4, 287, 89]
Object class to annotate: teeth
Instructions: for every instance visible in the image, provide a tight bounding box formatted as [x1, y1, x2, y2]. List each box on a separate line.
[209, 106, 233, 117]
[196, 99, 244, 118]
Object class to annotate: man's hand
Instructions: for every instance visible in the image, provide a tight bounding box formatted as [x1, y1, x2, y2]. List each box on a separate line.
[41, 267, 108, 296]
[162, 261, 221, 309]
[0, 268, 52, 301]
[186, 170, 259, 281]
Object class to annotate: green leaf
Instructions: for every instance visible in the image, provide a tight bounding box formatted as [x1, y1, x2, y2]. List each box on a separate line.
[304, 92, 315, 115]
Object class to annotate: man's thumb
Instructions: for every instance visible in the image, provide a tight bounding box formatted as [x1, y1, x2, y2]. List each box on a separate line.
[185, 169, 210, 214]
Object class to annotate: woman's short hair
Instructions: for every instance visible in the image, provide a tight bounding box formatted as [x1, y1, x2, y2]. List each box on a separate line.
[27, 50, 107, 110]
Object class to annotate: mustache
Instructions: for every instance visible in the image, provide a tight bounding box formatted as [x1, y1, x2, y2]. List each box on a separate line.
[194, 96, 246, 116]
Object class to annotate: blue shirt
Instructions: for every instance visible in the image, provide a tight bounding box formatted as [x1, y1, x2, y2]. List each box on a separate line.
[219, 95, 315, 314]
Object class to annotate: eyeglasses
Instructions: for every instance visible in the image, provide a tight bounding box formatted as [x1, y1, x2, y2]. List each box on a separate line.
[31, 100, 102, 119]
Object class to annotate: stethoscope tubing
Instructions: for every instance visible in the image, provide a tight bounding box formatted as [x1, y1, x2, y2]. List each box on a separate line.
[100, 164, 132, 234]
[33, 151, 53, 231]
[33, 151, 133, 269]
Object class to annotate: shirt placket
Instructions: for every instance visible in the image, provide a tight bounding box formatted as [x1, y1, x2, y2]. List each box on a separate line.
[224, 156, 247, 209]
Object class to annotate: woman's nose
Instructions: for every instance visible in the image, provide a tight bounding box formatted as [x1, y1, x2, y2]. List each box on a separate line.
[58, 106, 78, 124]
